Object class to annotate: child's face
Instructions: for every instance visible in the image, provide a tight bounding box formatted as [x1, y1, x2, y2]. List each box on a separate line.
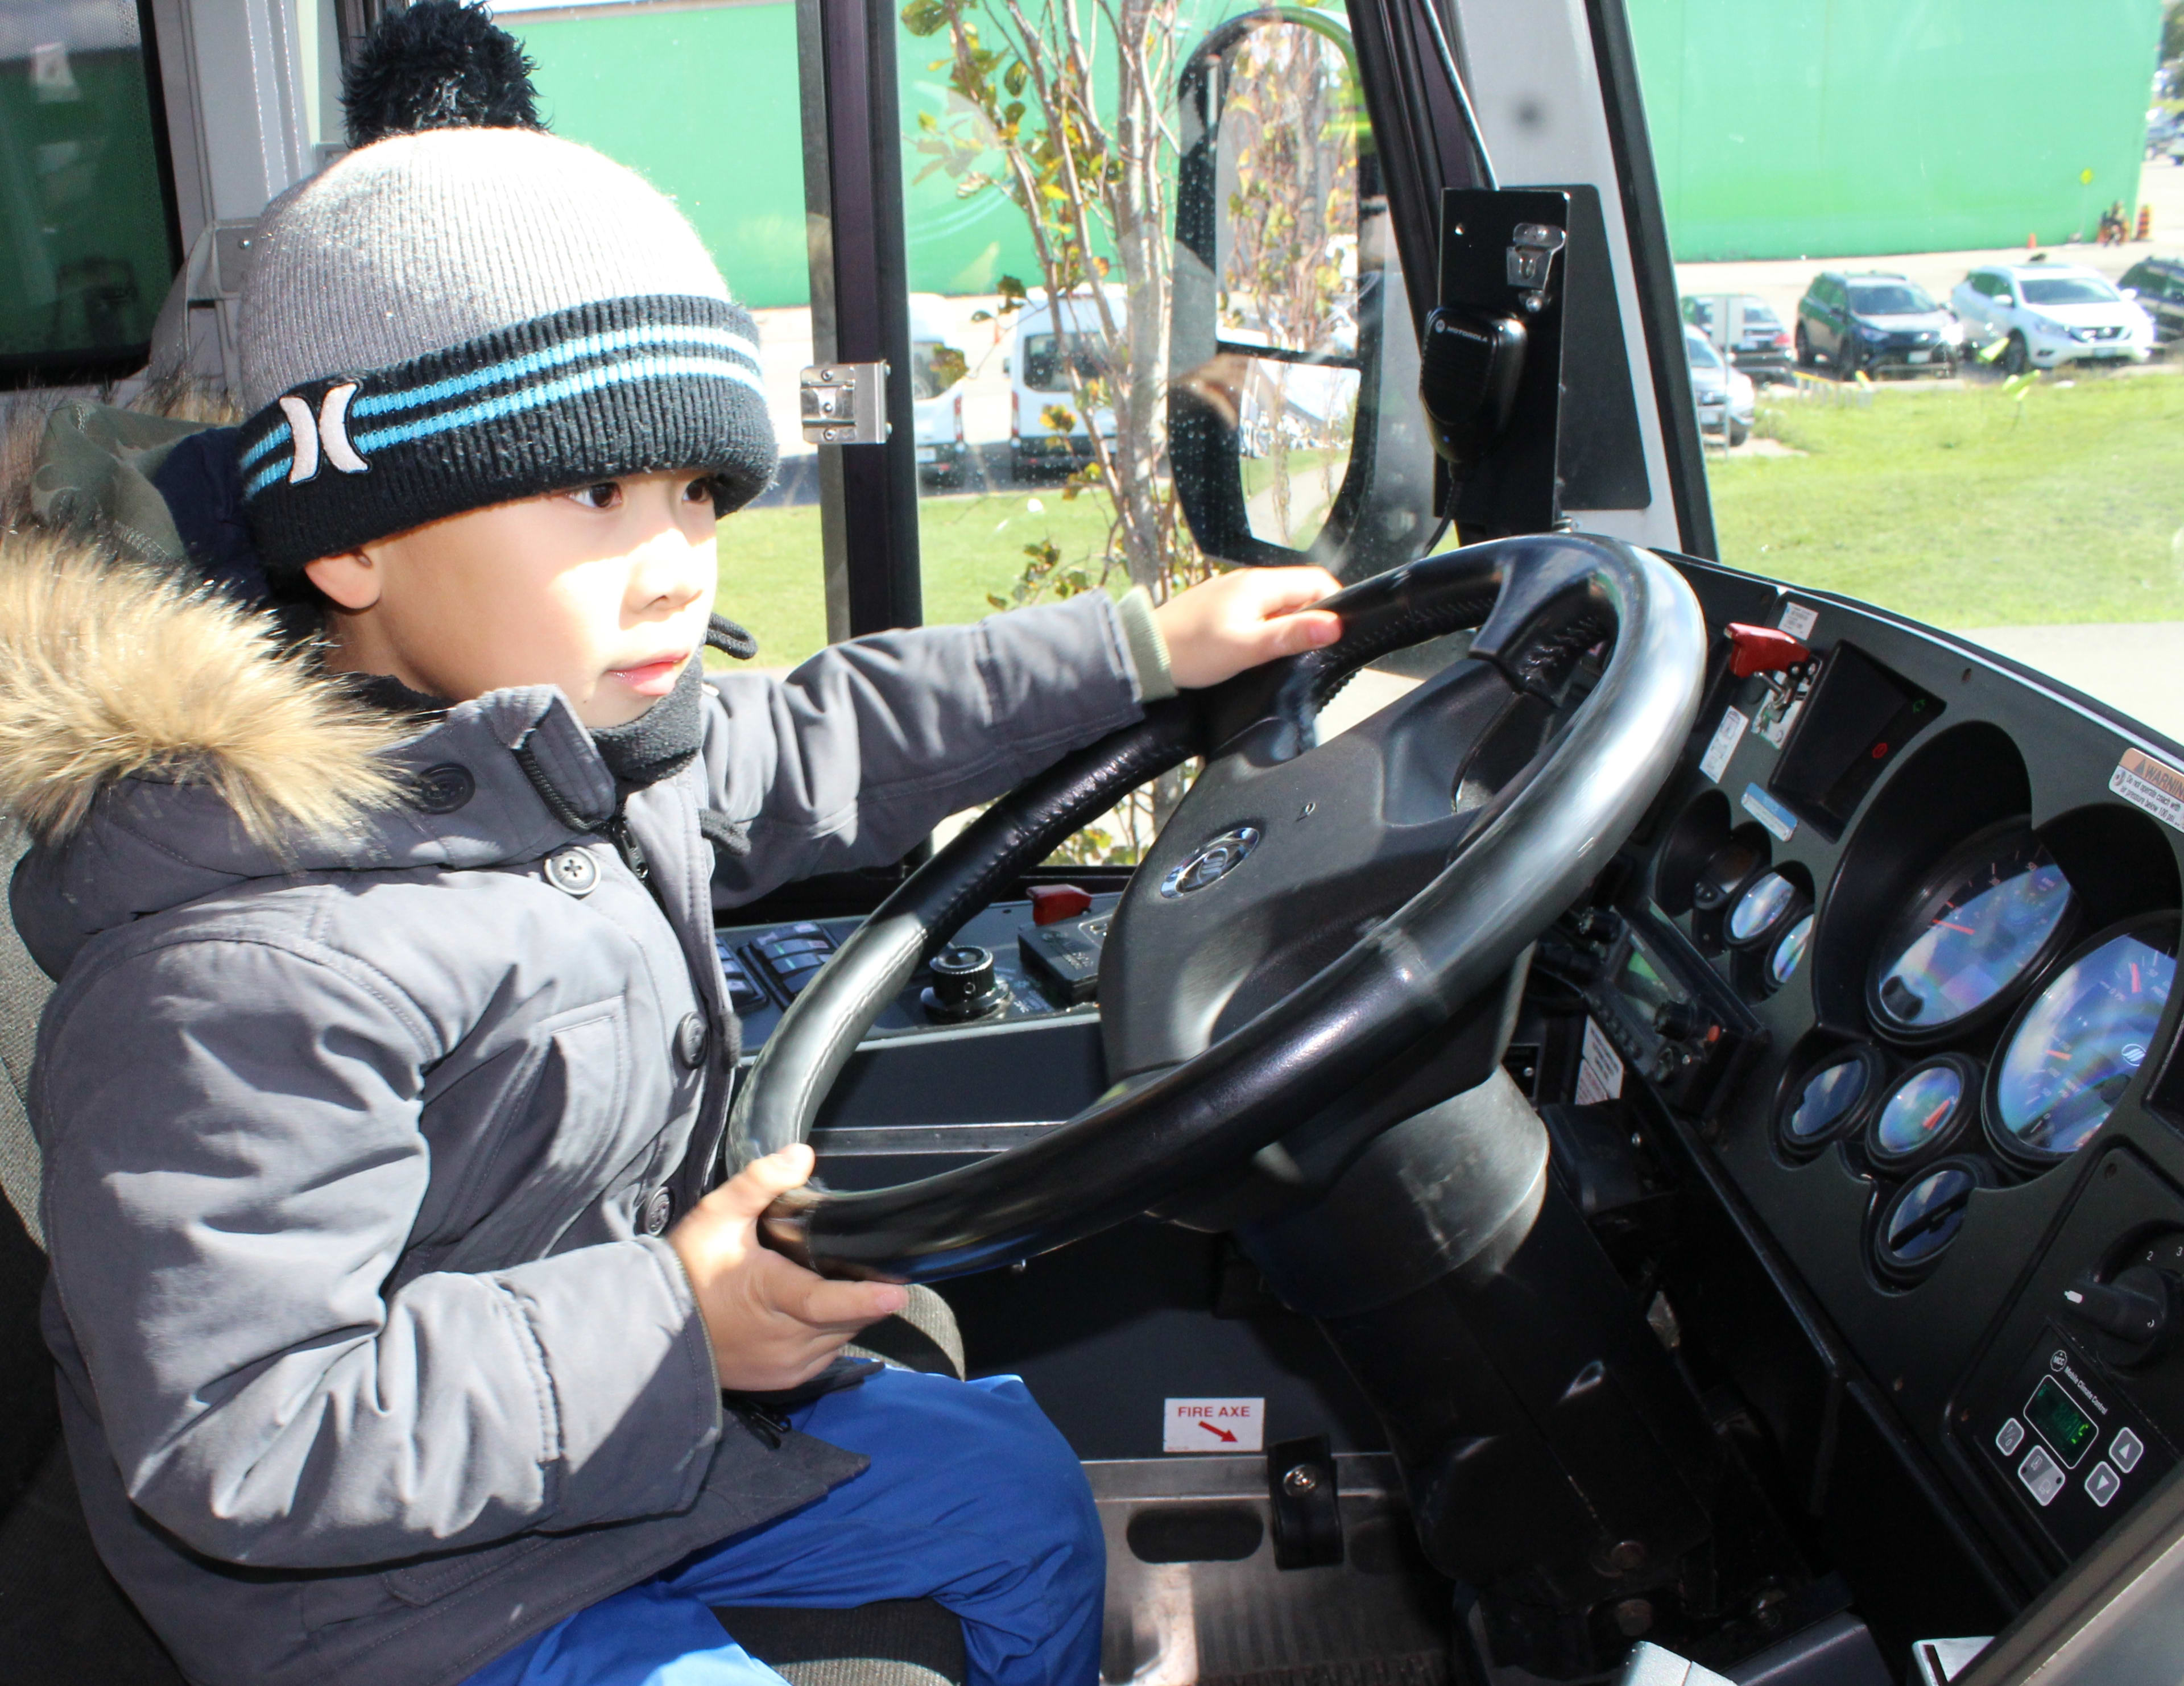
[306, 470, 721, 728]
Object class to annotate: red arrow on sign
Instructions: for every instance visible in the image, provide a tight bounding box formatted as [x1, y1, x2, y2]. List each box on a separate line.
[1199, 1421, 1238, 1443]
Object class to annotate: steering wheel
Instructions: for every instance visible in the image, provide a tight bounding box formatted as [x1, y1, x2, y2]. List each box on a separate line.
[733, 532, 1707, 1280]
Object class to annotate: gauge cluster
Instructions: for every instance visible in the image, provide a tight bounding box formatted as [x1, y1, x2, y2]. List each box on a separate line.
[1616, 562, 2184, 1588]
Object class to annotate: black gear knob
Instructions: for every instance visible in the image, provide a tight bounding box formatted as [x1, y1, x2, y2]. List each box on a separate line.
[924, 944, 1001, 1023]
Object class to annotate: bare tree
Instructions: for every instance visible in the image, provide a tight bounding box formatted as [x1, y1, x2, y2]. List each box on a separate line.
[904, 0, 1199, 601]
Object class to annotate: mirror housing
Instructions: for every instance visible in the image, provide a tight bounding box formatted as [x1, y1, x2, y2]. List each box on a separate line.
[1167, 9, 1434, 579]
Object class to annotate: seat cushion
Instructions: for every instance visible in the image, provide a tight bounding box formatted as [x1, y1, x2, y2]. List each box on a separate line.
[713, 1599, 969, 1686]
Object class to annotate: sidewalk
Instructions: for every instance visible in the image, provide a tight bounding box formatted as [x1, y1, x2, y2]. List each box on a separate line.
[1952, 622, 2184, 744]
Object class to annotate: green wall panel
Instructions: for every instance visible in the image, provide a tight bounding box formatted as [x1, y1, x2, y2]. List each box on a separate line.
[1626, 0, 2166, 261]
[510, 0, 1253, 308]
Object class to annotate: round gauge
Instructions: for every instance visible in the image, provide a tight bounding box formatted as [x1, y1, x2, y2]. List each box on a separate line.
[1873, 1156, 1992, 1286]
[1728, 871, 1806, 949]
[1693, 836, 1767, 914]
[1985, 915, 2179, 1169]
[1866, 1053, 1983, 1173]
[1768, 913, 1815, 989]
[1776, 1043, 1888, 1158]
[1868, 825, 2077, 1042]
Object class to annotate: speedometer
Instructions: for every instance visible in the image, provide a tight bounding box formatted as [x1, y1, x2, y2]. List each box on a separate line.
[1984, 915, 2177, 1169]
[1868, 824, 2077, 1042]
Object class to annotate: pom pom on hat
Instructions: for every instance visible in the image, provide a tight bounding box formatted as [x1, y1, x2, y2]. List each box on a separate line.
[342, 0, 544, 147]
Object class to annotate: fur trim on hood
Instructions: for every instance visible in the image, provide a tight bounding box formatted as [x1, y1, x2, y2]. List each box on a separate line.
[0, 526, 404, 846]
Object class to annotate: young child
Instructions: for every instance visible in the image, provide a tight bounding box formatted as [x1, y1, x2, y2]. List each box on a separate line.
[3, 11, 1339, 1686]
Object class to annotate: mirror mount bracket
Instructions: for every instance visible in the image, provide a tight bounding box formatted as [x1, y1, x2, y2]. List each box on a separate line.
[1423, 188, 1573, 541]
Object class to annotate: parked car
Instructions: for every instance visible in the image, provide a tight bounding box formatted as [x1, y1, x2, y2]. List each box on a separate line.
[1681, 293, 1796, 385]
[1686, 327, 1755, 446]
[1950, 262, 2158, 373]
[1003, 291, 1121, 480]
[1794, 271, 1960, 378]
[907, 295, 971, 487]
[2119, 255, 2184, 345]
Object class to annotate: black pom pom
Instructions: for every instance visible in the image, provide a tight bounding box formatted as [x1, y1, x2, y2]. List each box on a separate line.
[342, 0, 543, 148]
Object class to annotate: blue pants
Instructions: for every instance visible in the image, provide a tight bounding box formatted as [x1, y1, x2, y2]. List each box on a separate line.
[463, 1367, 1104, 1686]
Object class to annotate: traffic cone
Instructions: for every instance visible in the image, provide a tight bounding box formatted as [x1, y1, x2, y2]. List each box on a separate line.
[2137, 204, 2152, 241]
[2027, 232, 2037, 250]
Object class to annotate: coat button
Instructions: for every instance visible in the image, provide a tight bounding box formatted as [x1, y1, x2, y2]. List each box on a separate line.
[411, 763, 475, 815]
[642, 1189, 674, 1235]
[675, 1011, 709, 1069]
[545, 847, 598, 896]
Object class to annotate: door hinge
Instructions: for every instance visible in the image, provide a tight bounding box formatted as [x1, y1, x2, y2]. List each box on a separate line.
[800, 362, 890, 444]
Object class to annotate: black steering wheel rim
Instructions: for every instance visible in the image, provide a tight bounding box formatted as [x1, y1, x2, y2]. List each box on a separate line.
[734, 533, 1707, 1281]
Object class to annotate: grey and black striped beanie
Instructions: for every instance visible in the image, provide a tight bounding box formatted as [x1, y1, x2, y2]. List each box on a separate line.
[234, 125, 775, 574]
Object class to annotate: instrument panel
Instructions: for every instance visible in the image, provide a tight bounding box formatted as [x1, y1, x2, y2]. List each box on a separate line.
[1565, 559, 2184, 1596]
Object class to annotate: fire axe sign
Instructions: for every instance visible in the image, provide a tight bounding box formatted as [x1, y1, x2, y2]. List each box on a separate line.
[1163, 1397, 1265, 1452]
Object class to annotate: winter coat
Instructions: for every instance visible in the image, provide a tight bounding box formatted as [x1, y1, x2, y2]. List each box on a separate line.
[1, 528, 1152, 1686]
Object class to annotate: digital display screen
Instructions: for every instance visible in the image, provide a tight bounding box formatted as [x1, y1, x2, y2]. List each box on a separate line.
[1618, 943, 1680, 1019]
[2026, 1375, 2098, 1468]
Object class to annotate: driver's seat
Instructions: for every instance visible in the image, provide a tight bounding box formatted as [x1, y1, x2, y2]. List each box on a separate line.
[0, 814, 971, 1686]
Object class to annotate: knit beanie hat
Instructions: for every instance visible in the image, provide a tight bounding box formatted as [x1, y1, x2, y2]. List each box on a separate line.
[233, 3, 775, 577]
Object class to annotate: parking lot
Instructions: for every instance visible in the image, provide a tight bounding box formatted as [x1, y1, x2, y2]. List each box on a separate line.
[1676, 158, 2184, 365]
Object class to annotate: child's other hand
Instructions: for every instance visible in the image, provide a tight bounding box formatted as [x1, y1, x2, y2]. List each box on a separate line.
[1153, 565, 1343, 691]
[666, 1144, 907, 1393]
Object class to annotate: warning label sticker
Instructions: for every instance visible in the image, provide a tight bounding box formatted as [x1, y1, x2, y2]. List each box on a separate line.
[1576, 1016, 1625, 1106]
[1699, 706, 1748, 783]
[1163, 1398, 1264, 1453]
[2111, 748, 2184, 834]
[1777, 602, 1818, 641]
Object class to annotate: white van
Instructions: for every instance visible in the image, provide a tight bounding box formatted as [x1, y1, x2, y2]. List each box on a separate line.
[907, 294, 970, 486]
[1003, 291, 1122, 480]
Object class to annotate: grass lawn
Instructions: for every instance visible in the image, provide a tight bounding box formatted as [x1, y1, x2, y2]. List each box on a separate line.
[713, 371, 2184, 668]
[710, 486, 1120, 668]
[1706, 370, 2184, 629]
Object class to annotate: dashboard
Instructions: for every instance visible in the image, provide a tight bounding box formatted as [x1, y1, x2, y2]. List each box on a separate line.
[1554, 556, 2184, 1596]
[712, 555, 2184, 1615]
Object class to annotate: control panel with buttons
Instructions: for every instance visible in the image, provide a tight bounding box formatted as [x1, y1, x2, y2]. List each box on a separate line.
[1973, 1325, 2174, 1555]
[716, 894, 1122, 1054]
[1540, 903, 1763, 1117]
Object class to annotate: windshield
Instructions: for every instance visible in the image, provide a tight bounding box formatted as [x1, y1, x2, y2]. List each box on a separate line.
[1847, 282, 1939, 315]
[2020, 275, 2120, 305]
[1685, 332, 1723, 370]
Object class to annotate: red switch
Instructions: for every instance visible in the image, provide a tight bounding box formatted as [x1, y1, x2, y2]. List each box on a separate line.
[1724, 622, 1812, 679]
[1029, 884, 1094, 925]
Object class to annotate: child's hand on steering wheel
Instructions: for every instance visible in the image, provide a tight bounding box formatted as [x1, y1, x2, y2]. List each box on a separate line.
[1153, 565, 1342, 691]
[668, 1144, 907, 1392]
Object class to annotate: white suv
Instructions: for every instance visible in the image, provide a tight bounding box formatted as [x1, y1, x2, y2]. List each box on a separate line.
[1950, 262, 2157, 373]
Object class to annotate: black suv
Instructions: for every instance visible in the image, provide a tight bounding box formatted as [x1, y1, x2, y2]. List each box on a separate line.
[1795, 271, 1959, 378]
[2120, 255, 2184, 344]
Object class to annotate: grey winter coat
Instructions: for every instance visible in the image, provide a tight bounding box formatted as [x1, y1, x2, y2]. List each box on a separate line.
[3, 538, 1151, 1686]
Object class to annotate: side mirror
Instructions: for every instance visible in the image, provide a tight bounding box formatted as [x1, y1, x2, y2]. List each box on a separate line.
[1166, 13, 1433, 576]
[2122, 286, 2139, 299]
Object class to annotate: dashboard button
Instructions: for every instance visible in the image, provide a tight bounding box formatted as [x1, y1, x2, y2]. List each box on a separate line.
[2086, 1461, 2121, 1508]
[1995, 1418, 2025, 1456]
[2018, 1445, 2066, 1507]
[2112, 1427, 2144, 1473]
